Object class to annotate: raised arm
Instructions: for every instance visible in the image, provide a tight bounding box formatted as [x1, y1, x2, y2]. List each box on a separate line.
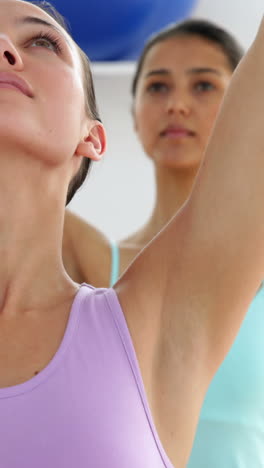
[116, 17, 264, 467]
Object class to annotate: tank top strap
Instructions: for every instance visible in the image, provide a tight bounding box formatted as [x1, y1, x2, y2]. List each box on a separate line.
[109, 240, 120, 287]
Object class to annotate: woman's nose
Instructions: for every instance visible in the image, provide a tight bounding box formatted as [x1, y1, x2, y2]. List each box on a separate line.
[0, 35, 23, 70]
[167, 91, 191, 117]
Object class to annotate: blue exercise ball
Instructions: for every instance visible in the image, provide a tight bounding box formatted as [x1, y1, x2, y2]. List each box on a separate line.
[48, 0, 197, 60]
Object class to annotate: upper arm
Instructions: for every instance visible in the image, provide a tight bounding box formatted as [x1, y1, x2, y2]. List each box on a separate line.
[112, 21, 264, 464]
[116, 22, 264, 380]
[116, 208, 234, 379]
[115, 202, 261, 464]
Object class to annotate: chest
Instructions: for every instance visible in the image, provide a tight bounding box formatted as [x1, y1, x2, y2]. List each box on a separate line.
[0, 309, 69, 387]
[0, 330, 169, 468]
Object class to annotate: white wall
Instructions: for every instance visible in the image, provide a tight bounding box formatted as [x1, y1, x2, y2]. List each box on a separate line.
[193, 0, 263, 49]
[68, 0, 263, 241]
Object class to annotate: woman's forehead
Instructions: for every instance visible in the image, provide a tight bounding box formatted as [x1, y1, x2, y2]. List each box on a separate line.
[1, 0, 71, 44]
[2, 0, 55, 22]
[143, 36, 231, 74]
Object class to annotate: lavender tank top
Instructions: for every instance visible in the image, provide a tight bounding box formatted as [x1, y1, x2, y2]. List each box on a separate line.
[0, 284, 174, 468]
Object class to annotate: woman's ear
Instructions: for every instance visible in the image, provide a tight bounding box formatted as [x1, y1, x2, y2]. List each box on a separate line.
[75, 121, 107, 161]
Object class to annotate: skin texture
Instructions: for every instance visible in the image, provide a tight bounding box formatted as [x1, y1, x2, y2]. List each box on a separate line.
[1, 2, 264, 467]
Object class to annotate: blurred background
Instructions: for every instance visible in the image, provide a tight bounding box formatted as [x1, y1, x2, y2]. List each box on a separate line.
[53, 0, 263, 240]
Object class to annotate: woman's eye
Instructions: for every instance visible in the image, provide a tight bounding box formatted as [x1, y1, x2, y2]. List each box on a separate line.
[29, 34, 62, 53]
[147, 82, 169, 94]
[194, 81, 215, 93]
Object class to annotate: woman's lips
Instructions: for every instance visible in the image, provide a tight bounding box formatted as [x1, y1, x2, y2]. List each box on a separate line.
[160, 126, 195, 138]
[0, 72, 33, 98]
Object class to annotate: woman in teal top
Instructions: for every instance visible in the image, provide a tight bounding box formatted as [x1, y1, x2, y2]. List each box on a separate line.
[63, 19, 264, 466]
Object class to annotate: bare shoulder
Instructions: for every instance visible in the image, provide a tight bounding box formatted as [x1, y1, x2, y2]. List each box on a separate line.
[63, 210, 112, 287]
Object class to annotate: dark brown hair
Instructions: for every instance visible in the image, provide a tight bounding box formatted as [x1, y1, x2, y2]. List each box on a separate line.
[132, 18, 244, 97]
[31, 1, 101, 205]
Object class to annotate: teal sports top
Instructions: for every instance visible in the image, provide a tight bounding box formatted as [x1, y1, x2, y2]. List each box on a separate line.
[110, 243, 264, 467]
[110, 241, 120, 287]
[188, 283, 264, 467]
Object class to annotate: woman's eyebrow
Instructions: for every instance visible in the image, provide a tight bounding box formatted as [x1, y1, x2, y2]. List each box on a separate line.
[186, 67, 222, 76]
[145, 68, 170, 79]
[16, 15, 70, 44]
[145, 67, 222, 79]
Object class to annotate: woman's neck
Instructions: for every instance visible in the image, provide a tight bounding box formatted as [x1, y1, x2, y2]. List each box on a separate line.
[123, 164, 199, 248]
[0, 155, 77, 314]
[154, 165, 197, 222]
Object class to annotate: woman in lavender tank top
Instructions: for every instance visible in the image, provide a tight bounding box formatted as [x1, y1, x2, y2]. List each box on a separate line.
[0, 1, 263, 467]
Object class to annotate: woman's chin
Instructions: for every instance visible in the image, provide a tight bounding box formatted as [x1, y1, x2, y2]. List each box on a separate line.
[152, 151, 203, 172]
